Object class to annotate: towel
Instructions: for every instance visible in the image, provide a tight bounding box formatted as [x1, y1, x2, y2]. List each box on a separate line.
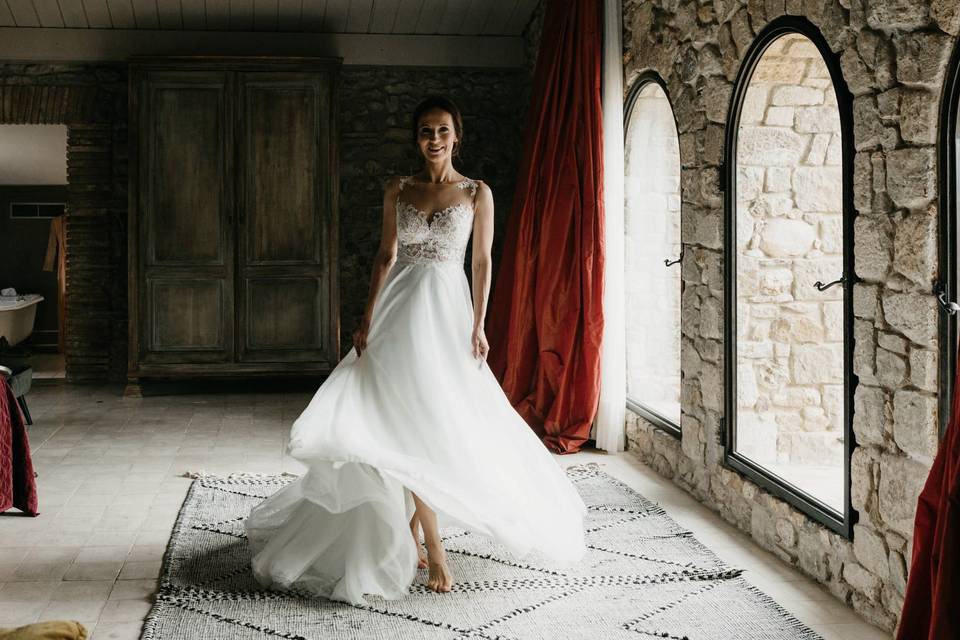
[0, 621, 86, 639]
[0, 376, 37, 516]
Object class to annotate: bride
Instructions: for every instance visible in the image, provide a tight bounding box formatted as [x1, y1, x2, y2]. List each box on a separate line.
[244, 95, 587, 606]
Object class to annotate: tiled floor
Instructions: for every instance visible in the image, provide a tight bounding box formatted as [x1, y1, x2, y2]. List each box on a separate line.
[1, 383, 890, 639]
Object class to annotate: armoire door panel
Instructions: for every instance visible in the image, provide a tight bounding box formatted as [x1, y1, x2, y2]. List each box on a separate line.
[243, 83, 319, 265]
[136, 69, 235, 364]
[244, 277, 324, 355]
[145, 278, 230, 363]
[146, 81, 228, 266]
[237, 71, 335, 364]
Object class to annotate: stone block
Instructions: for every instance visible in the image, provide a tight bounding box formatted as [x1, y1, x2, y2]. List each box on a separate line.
[759, 218, 816, 257]
[876, 347, 907, 388]
[792, 343, 844, 384]
[893, 210, 936, 286]
[878, 452, 930, 535]
[889, 550, 908, 596]
[738, 165, 765, 199]
[850, 447, 876, 512]
[804, 133, 831, 166]
[823, 301, 843, 341]
[853, 283, 879, 320]
[899, 89, 938, 145]
[818, 216, 843, 255]
[886, 147, 936, 209]
[909, 348, 937, 392]
[882, 291, 937, 346]
[793, 166, 842, 212]
[844, 561, 882, 599]
[853, 318, 877, 382]
[764, 105, 795, 127]
[703, 77, 733, 124]
[892, 390, 938, 461]
[931, 0, 960, 34]
[759, 267, 794, 296]
[878, 332, 909, 355]
[853, 524, 890, 578]
[839, 48, 873, 97]
[853, 151, 872, 213]
[853, 215, 892, 282]
[866, 0, 931, 30]
[853, 95, 883, 150]
[797, 529, 830, 581]
[853, 385, 887, 447]
[894, 31, 953, 87]
[795, 106, 842, 134]
[737, 126, 805, 166]
[771, 85, 825, 106]
[765, 167, 791, 193]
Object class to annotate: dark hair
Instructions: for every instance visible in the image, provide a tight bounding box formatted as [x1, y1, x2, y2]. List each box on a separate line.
[411, 95, 464, 161]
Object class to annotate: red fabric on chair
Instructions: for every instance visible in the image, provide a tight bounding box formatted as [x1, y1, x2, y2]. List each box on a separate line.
[486, 0, 605, 454]
[896, 346, 960, 640]
[0, 377, 38, 516]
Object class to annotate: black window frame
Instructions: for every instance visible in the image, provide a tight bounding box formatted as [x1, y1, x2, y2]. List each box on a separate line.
[623, 71, 683, 439]
[937, 41, 960, 440]
[722, 17, 857, 539]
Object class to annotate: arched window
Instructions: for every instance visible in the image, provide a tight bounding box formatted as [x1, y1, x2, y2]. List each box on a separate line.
[724, 18, 854, 536]
[937, 42, 960, 438]
[624, 75, 682, 435]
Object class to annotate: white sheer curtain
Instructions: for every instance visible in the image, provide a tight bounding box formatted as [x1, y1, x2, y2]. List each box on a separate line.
[592, 0, 626, 452]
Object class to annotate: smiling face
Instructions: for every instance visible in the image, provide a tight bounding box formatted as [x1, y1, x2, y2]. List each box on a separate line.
[416, 108, 459, 164]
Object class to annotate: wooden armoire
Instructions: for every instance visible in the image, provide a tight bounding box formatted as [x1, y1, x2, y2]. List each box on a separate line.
[127, 57, 340, 391]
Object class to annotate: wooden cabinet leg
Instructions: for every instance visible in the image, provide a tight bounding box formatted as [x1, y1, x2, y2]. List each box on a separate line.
[124, 379, 142, 398]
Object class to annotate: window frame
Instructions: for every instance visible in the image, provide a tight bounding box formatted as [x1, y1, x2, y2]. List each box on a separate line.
[937, 42, 960, 440]
[623, 71, 683, 439]
[721, 17, 857, 539]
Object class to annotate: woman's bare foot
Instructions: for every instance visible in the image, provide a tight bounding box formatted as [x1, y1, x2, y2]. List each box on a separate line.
[425, 544, 453, 593]
[410, 516, 428, 569]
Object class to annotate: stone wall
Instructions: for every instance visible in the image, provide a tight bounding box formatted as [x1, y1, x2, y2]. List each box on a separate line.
[623, 0, 959, 631]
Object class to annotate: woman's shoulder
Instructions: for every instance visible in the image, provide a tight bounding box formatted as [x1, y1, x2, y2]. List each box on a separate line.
[469, 177, 491, 198]
[383, 175, 409, 195]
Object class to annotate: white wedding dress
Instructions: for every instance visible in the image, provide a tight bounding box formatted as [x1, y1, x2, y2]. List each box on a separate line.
[244, 175, 587, 606]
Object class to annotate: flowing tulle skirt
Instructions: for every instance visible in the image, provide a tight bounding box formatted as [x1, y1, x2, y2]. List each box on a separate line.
[244, 259, 587, 605]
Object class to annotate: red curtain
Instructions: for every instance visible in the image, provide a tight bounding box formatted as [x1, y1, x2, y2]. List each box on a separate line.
[0, 377, 38, 516]
[896, 345, 960, 639]
[486, 0, 605, 454]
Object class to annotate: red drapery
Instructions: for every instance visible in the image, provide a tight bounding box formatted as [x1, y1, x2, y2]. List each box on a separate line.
[486, 0, 605, 454]
[0, 377, 38, 516]
[896, 345, 960, 639]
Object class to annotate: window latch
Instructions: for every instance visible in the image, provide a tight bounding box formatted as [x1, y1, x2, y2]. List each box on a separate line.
[813, 277, 844, 291]
[937, 289, 960, 315]
[663, 249, 683, 268]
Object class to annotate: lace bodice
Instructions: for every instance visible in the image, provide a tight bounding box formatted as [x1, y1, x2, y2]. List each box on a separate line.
[395, 175, 477, 265]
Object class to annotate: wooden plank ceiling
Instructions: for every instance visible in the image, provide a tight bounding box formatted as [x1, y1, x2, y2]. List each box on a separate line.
[0, 0, 540, 35]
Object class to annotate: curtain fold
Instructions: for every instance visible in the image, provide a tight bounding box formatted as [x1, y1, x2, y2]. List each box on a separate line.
[592, 0, 626, 453]
[896, 343, 960, 639]
[487, 0, 605, 454]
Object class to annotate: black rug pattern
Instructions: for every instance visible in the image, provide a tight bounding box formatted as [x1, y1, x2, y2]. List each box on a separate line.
[140, 463, 822, 640]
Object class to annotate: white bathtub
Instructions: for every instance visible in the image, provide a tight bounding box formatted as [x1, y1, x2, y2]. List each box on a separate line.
[0, 294, 44, 346]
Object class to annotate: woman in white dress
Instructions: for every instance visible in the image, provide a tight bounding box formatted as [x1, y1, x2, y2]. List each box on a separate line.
[244, 95, 587, 606]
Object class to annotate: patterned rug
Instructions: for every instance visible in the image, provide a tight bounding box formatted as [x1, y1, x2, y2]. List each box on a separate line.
[141, 463, 822, 639]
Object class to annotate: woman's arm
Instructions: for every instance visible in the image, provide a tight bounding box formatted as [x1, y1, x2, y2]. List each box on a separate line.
[353, 177, 401, 356]
[470, 181, 495, 360]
